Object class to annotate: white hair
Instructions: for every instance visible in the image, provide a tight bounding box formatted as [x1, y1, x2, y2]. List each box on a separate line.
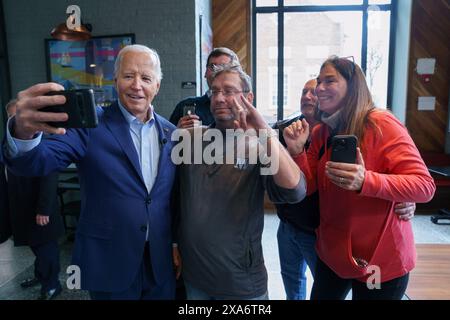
[114, 44, 162, 82]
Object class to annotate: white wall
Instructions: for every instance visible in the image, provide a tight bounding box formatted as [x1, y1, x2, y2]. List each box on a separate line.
[390, 0, 413, 124]
[195, 0, 212, 95]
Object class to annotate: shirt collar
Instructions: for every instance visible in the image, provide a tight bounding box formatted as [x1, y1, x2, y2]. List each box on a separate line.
[117, 99, 155, 125]
[321, 109, 342, 131]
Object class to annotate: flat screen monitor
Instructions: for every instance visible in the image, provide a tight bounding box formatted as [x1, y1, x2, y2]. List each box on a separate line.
[45, 34, 135, 107]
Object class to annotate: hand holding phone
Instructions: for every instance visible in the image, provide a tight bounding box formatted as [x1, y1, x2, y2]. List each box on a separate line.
[327, 135, 366, 191]
[330, 135, 358, 164]
[41, 89, 98, 128]
[183, 105, 196, 116]
[178, 104, 200, 128]
[12, 82, 69, 139]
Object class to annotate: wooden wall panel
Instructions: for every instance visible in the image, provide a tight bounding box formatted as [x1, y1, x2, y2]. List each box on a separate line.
[212, 0, 251, 74]
[406, 0, 450, 153]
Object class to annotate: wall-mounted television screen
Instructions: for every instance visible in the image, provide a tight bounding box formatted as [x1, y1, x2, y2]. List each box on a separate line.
[45, 34, 135, 107]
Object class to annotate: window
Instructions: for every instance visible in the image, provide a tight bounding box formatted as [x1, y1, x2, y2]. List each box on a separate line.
[283, 73, 288, 108]
[253, 0, 395, 123]
[272, 73, 277, 107]
[272, 73, 289, 108]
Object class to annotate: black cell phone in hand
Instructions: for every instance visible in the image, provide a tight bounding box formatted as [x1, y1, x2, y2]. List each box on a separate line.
[330, 135, 358, 164]
[183, 104, 196, 116]
[41, 89, 98, 128]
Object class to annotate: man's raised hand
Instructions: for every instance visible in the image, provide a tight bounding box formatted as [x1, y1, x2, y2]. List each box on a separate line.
[14, 83, 69, 139]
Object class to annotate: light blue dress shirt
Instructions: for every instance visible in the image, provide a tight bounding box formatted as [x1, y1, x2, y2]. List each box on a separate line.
[116, 100, 160, 194]
[6, 117, 43, 158]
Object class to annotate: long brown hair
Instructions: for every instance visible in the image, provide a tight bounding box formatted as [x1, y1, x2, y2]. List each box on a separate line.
[318, 56, 379, 144]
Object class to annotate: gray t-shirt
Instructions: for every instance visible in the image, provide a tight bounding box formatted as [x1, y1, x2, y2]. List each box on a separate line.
[177, 127, 306, 299]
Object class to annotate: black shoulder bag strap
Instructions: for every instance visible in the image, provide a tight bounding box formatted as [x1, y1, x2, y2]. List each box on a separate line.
[317, 127, 338, 161]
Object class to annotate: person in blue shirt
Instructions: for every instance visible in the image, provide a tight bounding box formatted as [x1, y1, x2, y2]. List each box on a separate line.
[2, 45, 180, 300]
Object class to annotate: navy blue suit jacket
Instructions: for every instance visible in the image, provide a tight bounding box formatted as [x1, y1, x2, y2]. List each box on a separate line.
[0, 161, 11, 244]
[4, 102, 177, 293]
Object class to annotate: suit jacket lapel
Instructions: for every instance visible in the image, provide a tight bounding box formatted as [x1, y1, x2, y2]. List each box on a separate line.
[152, 113, 172, 190]
[104, 102, 146, 187]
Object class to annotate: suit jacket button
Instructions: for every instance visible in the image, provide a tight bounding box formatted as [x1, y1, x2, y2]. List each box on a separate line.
[146, 198, 152, 205]
[140, 225, 147, 232]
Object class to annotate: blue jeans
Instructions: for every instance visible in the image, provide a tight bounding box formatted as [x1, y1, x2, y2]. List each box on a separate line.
[184, 281, 269, 300]
[277, 220, 317, 300]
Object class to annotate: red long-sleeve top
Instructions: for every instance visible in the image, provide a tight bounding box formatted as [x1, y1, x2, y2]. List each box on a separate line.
[293, 110, 436, 282]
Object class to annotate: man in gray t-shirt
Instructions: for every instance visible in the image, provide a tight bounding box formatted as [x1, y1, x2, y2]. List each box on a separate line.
[174, 65, 306, 300]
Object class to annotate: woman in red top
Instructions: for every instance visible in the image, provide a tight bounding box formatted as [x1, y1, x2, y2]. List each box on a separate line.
[283, 56, 436, 300]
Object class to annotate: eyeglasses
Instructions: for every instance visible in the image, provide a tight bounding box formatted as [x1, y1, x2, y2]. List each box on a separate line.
[208, 89, 248, 97]
[327, 55, 357, 81]
[341, 55, 355, 64]
[206, 63, 227, 71]
[339, 55, 356, 77]
[206, 62, 242, 72]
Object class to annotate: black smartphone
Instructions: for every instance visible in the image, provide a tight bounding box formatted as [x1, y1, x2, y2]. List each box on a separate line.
[183, 104, 196, 116]
[330, 135, 358, 164]
[41, 89, 98, 128]
[274, 114, 304, 131]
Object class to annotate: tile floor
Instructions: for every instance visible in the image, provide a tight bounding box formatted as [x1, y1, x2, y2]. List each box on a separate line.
[0, 212, 449, 300]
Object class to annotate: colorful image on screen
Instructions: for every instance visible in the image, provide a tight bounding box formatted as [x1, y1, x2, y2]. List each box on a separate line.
[46, 34, 135, 107]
